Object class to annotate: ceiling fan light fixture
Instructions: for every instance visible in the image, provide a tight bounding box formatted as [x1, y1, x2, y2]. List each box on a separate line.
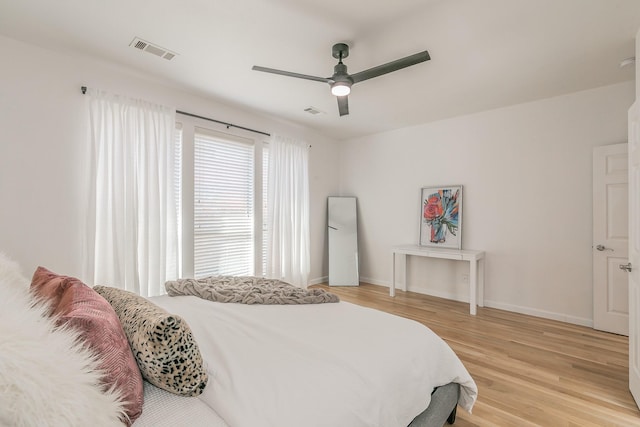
[331, 82, 351, 96]
[252, 43, 430, 116]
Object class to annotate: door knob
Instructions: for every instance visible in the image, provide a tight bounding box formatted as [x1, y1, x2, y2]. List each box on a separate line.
[620, 263, 632, 272]
[596, 244, 613, 251]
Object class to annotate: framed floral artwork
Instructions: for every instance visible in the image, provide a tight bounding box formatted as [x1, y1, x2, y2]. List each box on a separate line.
[419, 185, 462, 249]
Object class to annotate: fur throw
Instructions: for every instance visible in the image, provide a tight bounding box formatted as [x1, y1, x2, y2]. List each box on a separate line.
[0, 252, 29, 290]
[0, 254, 127, 426]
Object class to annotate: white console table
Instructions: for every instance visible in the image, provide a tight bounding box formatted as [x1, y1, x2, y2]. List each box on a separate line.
[391, 245, 485, 315]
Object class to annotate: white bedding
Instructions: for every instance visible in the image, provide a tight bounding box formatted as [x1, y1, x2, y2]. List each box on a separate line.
[150, 295, 477, 427]
[134, 381, 228, 427]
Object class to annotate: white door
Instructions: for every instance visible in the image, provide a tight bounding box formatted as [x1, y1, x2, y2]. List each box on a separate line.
[628, 101, 640, 408]
[593, 143, 629, 335]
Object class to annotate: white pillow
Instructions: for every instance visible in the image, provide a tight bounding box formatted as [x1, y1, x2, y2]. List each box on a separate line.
[0, 257, 127, 426]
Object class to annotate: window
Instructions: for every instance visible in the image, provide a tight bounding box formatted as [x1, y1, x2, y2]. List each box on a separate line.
[173, 125, 183, 278]
[175, 120, 268, 280]
[175, 121, 310, 286]
[262, 144, 269, 275]
[193, 129, 255, 277]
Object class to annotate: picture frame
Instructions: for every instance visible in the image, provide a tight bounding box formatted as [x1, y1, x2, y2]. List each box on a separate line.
[419, 185, 462, 249]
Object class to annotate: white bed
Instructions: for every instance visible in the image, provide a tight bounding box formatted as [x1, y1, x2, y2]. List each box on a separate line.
[135, 295, 477, 427]
[135, 381, 227, 427]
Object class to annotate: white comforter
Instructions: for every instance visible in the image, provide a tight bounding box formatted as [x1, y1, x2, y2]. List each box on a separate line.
[151, 295, 477, 427]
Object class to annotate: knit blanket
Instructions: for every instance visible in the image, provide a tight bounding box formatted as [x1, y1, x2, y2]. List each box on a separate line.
[165, 276, 339, 305]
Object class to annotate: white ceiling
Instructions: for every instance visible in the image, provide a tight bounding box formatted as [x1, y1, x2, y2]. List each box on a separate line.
[0, 0, 638, 140]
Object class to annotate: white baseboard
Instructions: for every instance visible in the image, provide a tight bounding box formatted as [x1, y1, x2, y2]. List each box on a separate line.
[313, 276, 594, 327]
[482, 299, 593, 328]
[407, 287, 469, 304]
[310, 276, 392, 288]
[414, 289, 593, 327]
[308, 276, 328, 286]
[358, 278, 593, 328]
[358, 276, 390, 287]
[413, 288, 593, 327]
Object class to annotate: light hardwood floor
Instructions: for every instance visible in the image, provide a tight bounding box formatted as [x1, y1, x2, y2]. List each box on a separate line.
[313, 283, 640, 427]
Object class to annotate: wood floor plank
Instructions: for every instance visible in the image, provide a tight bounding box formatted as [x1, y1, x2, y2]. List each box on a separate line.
[313, 283, 640, 426]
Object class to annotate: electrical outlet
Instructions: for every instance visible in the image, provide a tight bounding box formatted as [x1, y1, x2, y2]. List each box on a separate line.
[462, 274, 469, 283]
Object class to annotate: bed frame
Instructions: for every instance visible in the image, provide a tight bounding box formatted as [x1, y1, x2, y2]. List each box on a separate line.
[409, 383, 459, 427]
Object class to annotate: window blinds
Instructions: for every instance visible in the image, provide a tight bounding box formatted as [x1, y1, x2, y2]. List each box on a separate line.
[172, 125, 183, 278]
[194, 131, 254, 277]
[262, 145, 269, 276]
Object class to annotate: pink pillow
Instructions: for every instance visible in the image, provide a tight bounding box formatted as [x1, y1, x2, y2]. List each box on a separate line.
[31, 267, 144, 425]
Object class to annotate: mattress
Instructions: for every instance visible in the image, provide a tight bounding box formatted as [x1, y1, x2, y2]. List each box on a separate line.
[134, 380, 459, 427]
[133, 381, 228, 427]
[148, 295, 477, 427]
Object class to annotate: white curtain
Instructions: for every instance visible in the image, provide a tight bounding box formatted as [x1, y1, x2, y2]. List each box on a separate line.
[83, 90, 179, 297]
[266, 134, 310, 288]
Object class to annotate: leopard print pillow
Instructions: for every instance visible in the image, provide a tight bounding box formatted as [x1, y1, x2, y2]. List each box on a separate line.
[94, 286, 208, 397]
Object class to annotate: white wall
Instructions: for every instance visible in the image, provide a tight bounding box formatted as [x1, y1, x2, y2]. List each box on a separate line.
[2, 33, 634, 325]
[0, 35, 340, 284]
[340, 81, 635, 325]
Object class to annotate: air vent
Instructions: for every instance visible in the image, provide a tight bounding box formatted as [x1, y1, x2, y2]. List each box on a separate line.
[129, 37, 177, 61]
[304, 106, 325, 115]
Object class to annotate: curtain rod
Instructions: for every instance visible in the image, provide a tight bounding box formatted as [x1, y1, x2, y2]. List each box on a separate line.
[175, 110, 271, 137]
[80, 86, 271, 137]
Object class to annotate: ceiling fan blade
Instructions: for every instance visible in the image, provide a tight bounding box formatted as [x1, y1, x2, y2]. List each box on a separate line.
[252, 65, 331, 83]
[350, 51, 430, 84]
[337, 95, 349, 116]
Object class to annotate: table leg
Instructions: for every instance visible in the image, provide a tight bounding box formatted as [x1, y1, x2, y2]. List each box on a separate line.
[400, 253, 407, 292]
[478, 258, 485, 307]
[470, 259, 477, 315]
[390, 252, 396, 297]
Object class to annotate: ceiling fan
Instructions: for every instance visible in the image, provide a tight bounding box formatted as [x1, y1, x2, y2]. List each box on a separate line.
[252, 43, 430, 117]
